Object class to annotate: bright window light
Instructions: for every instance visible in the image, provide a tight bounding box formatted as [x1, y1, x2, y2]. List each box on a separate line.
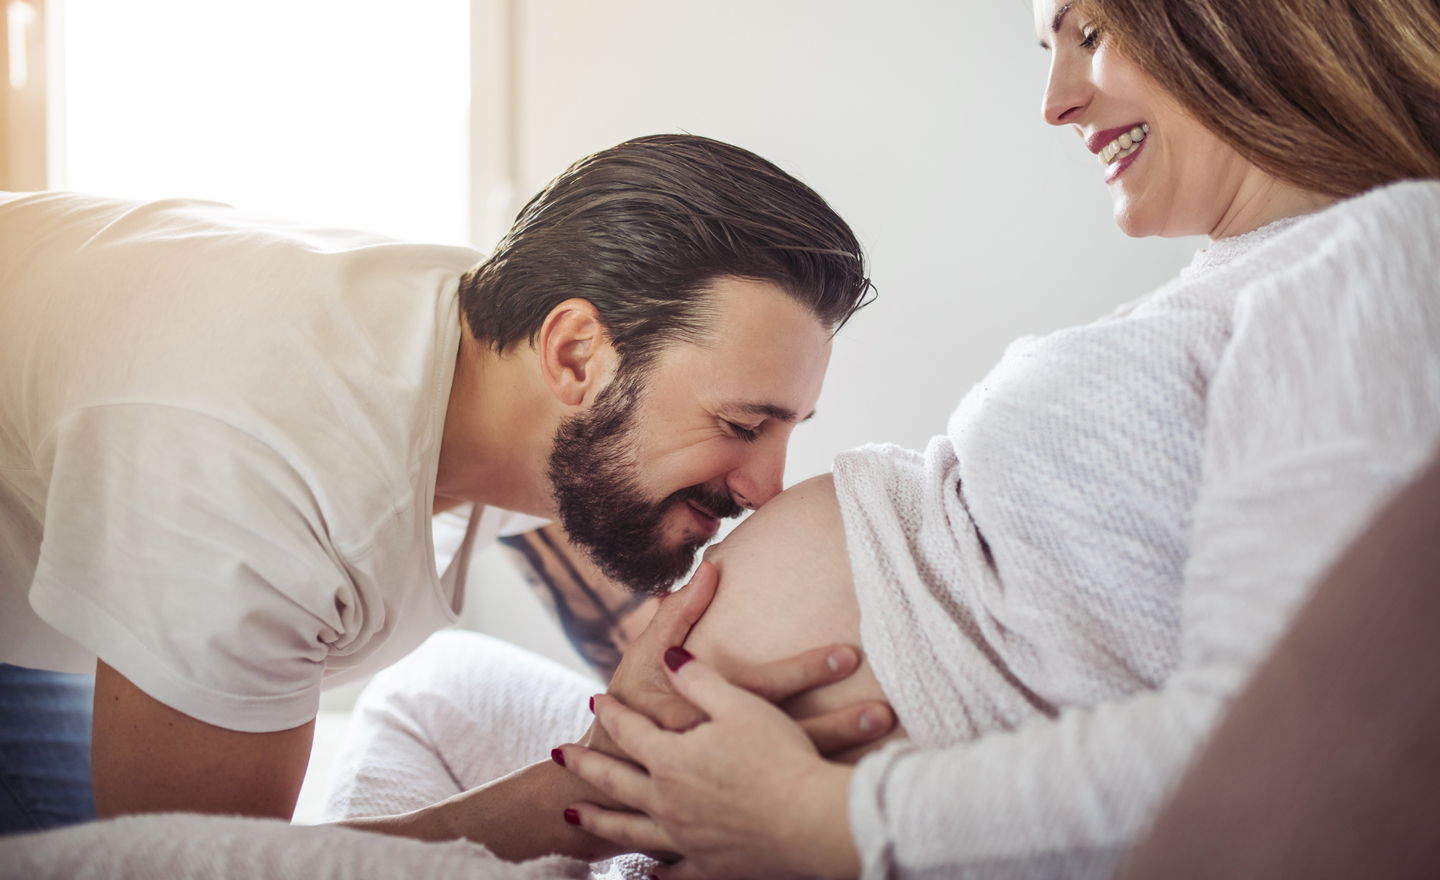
[7, 0, 35, 90]
[61, 0, 470, 245]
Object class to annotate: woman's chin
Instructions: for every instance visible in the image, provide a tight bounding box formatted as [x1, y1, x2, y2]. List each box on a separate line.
[1111, 187, 1223, 239]
[1109, 193, 1164, 239]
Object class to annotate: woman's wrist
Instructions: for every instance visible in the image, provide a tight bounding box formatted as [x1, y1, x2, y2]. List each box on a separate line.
[786, 761, 862, 880]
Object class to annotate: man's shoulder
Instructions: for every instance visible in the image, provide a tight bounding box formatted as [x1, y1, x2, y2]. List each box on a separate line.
[11, 192, 475, 494]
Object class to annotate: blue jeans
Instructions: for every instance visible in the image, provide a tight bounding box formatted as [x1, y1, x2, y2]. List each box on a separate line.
[0, 664, 96, 835]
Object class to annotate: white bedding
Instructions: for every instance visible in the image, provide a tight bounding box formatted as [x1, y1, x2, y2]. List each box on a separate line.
[0, 812, 588, 880]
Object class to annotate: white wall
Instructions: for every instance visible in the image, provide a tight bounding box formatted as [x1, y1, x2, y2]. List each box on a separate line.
[496, 0, 1204, 483]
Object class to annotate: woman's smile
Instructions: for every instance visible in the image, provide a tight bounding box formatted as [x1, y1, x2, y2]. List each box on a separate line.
[1088, 122, 1150, 182]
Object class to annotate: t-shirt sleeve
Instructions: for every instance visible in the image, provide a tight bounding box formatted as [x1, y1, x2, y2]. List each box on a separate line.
[30, 404, 357, 733]
[846, 190, 1440, 879]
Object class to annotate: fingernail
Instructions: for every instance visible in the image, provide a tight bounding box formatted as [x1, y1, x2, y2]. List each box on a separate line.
[859, 707, 887, 735]
[827, 648, 850, 674]
[663, 646, 694, 671]
[551, 747, 566, 767]
[563, 808, 581, 826]
[588, 695, 594, 713]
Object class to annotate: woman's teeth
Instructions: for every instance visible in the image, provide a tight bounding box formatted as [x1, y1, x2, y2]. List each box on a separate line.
[1098, 124, 1150, 165]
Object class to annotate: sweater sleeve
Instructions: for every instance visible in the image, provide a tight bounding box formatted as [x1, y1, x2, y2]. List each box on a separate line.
[847, 184, 1440, 879]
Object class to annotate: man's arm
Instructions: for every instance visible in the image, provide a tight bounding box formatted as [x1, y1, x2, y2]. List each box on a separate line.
[342, 561, 713, 860]
[499, 523, 657, 681]
[340, 565, 712, 861]
[340, 748, 628, 861]
[91, 660, 314, 820]
[342, 563, 895, 861]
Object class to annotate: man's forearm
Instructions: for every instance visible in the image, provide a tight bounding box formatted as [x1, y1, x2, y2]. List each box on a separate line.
[344, 524, 658, 861]
[340, 754, 626, 862]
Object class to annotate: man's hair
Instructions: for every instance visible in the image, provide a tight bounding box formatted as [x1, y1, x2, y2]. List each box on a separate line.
[1077, 0, 1440, 198]
[459, 134, 874, 375]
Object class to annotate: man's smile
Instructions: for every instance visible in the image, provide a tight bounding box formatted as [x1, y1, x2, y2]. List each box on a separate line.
[684, 498, 723, 538]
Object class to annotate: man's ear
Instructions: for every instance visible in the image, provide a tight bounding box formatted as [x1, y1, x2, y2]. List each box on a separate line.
[537, 298, 616, 407]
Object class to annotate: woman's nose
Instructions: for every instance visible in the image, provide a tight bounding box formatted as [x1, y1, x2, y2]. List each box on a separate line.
[1042, 52, 1090, 126]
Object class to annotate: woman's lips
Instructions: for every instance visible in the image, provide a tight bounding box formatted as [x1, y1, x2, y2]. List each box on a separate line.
[1085, 122, 1150, 183]
[1103, 134, 1147, 183]
[1085, 122, 1147, 156]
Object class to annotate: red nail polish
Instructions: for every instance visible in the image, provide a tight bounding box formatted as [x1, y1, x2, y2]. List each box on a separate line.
[563, 808, 581, 826]
[663, 646, 694, 671]
[588, 695, 594, 713]
[551, 747, 566, 767]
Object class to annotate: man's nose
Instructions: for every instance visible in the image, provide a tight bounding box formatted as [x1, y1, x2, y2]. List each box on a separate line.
[726, 436, 788, 511]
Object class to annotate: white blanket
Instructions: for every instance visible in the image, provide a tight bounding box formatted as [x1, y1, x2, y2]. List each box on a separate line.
[0, 812, 588, 880]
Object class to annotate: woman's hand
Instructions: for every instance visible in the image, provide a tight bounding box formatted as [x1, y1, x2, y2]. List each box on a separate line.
[590, 561, 895, 760]
[557, 650, 863, 880]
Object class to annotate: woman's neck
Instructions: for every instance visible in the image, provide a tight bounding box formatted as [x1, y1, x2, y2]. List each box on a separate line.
[1209, 174, 1337, 241]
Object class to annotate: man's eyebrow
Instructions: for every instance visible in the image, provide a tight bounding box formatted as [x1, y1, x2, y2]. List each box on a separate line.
[1039, 2, 1072, 49]
[731, 402, 813, 424]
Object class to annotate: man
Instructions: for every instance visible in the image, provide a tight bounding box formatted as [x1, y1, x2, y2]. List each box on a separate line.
[0, 135, 876, 838]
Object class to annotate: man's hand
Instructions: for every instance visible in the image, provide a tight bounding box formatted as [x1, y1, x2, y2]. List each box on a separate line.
[589, 561, 895, 760]
[91, 660, 313, 819]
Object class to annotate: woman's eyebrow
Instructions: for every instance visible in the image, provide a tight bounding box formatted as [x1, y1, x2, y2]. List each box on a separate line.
[1052, 3, 1074, 33]
[1039, 3, 1074, 48]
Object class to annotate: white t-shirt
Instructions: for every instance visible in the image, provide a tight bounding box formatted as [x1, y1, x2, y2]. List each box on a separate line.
[0, 192, 544, 733]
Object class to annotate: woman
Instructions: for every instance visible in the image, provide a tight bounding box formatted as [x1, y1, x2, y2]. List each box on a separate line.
[545, 0, 1440, 877]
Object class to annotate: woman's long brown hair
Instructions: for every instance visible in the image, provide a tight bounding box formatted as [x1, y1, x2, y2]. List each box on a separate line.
[1081, 0, 1440, 197]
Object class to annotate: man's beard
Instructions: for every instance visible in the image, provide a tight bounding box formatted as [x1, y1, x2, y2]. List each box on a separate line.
[547, 371, 743, 596]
